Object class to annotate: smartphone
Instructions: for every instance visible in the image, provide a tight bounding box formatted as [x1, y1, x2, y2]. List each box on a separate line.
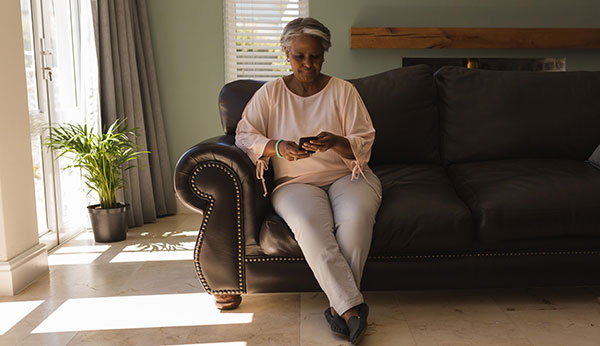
[298, 136, 319, 153]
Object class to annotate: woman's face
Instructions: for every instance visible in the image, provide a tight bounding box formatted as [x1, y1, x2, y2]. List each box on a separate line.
[286, 34, 324, 84]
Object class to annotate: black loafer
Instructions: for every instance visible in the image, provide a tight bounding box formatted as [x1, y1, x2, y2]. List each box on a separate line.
[323, 307, 349, 338]
[348, 303, 369, 345]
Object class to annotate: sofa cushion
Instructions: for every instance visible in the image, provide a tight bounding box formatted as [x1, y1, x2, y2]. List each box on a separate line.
[350, 65, 441, 165]
[370, 164, 473, 254]
[435, 66, 600, 163]
[219, 80, 265, 135]
[448, 159, 600, 243]
[258, 164, 473, 257]
[258, 213, 303, 257]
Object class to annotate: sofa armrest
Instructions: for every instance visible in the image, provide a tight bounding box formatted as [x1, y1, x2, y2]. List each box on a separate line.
[174, 134, 271, 294]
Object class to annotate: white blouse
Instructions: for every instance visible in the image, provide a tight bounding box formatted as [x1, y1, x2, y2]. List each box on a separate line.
[235, 76, 379, 198]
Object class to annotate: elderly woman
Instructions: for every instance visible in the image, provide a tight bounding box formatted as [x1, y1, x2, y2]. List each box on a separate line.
[235, 17, 382, 344]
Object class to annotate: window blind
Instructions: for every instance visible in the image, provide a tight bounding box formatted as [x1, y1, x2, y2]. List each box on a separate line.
[224, 0, 309, 82]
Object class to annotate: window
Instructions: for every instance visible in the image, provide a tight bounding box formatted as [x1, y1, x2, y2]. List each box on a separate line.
[21, 0, 100, 250]
[224, 0, 309, 82]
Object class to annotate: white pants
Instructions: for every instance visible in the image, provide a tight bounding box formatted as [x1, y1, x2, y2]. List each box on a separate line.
[272, 171, 382, 315]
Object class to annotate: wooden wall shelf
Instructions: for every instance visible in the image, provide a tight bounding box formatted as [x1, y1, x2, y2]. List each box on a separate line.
[350, 28, 600, 49]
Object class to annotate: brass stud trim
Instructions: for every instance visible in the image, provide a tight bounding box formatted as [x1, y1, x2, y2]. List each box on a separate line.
[244, 250, 600, 263]
[190, 161, 246, 295]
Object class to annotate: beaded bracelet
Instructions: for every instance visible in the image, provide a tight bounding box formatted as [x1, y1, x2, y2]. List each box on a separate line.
[275, 139, 284, 158]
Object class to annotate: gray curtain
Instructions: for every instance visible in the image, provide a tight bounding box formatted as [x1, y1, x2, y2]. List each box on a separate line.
[91, 0, 176, 226]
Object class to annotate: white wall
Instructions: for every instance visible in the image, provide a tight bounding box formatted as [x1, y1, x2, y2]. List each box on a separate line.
[0, 0, 48, 295]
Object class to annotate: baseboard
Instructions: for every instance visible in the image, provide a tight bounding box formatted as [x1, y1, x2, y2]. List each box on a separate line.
[0, 243, 48, 296]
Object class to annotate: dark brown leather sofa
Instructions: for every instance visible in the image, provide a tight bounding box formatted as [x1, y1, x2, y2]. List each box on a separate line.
[174, 65, 600, 309]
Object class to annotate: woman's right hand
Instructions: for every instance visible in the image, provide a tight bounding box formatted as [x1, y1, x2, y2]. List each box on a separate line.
[279, 140, 312, 161]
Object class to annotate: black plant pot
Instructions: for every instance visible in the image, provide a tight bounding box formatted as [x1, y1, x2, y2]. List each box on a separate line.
[87, 203, 128, 243]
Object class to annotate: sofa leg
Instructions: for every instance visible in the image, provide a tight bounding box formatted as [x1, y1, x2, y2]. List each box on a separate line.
[214, 294, 242, 310]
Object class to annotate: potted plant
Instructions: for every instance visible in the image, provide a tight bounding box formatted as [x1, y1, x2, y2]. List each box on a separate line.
[45, 119, 147, 242]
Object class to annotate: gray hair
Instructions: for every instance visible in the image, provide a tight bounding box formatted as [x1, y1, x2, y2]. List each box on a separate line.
[280, 17, 331, 52]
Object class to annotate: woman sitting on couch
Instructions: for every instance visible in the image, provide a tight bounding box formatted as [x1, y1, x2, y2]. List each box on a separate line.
[235, 17, 382, 344]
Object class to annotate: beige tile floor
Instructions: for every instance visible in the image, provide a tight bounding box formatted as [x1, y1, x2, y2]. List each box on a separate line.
[1, 213, 600, 345]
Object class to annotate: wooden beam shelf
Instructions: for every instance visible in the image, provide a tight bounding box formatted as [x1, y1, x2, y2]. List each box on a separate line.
[350, 27, 600, 49]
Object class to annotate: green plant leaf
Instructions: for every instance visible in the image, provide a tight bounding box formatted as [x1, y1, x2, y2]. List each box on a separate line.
[44, 118, 149, 209]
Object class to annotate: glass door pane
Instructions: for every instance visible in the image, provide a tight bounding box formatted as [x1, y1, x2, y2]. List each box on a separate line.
[21, 0, 98, 250]
[41, 0, 94, 243]
[21, 0, 56, 247]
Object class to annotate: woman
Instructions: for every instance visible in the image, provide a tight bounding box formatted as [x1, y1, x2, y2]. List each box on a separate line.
[235, 17, 382, 344]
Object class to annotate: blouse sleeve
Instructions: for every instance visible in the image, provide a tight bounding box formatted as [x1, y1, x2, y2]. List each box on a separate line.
[235, 85, 272, 166]
[340, 84, 375, 172]
[235, 84, 272, 196]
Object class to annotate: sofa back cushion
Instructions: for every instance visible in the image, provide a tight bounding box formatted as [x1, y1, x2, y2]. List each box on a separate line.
[219, 79, 266, 135]
[219, 65, 441, 165]
[350, 65, 440, 165]
[435, 66, 600, 163]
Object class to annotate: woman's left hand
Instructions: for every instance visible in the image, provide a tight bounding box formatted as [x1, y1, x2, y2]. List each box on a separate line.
[302, 131, 340, 153]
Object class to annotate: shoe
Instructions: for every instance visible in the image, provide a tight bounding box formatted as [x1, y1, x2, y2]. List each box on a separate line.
[323, 307, 350, 338]
[348, 303, 369, 345]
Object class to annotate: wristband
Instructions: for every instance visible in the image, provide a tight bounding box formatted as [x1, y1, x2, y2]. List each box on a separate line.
[275, 139, 284, 158]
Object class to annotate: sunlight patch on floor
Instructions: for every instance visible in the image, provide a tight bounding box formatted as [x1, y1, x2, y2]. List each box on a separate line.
[0, 300, 44, 335]
[109, 242, 195, 263]
[54, 245, 111, 254]
[161, 230, 198, 238]
[48, 245, 111, 266]
[48, 253, 103, 266]
[31, 293, 252, 333]
[171, 343, 247, 346]
[72, 231, 96, 241]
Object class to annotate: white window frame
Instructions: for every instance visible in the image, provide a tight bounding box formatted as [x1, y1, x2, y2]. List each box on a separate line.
[21, 0, 100, 250]
[224, 0, 309, 82]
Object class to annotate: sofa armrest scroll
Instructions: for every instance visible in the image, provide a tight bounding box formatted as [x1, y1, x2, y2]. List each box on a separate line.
[174, 134, 271, 294]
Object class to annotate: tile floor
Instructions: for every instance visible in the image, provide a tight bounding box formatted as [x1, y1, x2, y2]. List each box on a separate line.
[1, 213, 600, 345]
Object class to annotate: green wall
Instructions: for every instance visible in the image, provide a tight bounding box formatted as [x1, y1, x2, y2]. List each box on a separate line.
[147, 0, 224, 169]
[147, 0, 600, 169]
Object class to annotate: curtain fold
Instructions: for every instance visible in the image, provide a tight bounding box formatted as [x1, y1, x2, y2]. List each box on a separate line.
[92, 0, 177, 226]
